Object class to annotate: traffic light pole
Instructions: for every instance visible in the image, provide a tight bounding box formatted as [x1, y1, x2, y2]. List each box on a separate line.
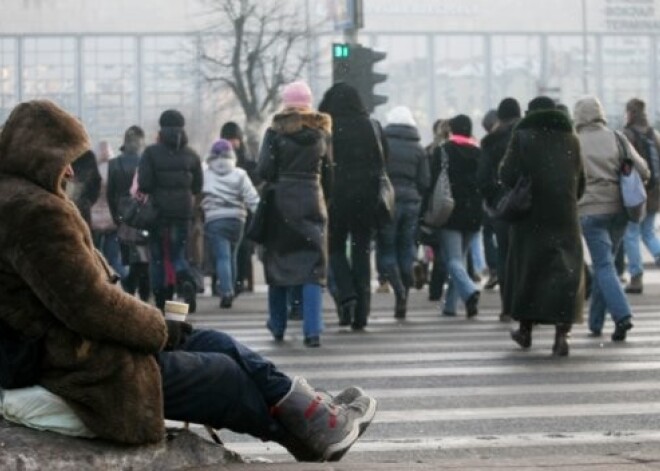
[343, 0, 361, 45]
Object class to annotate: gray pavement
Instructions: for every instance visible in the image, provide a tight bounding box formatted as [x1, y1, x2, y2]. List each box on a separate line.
[182, 269, 660, 470]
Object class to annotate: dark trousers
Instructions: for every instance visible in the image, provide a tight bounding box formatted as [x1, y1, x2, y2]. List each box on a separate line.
[123, 262, 150, 301]
[483, 217, 499, 273]
[329, 216, 373, 328]
[493, 219, 511, 311]
[158, 329, 292, 440]
[428, 244, 448, 301]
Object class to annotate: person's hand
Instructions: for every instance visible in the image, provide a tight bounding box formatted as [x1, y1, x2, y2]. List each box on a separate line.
[165, 320, 193, 351]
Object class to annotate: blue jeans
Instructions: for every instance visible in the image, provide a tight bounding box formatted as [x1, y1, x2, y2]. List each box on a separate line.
[438, 229, 478, 313]
[469, 230, 486, 273]
[149, 222, 191, 292]
[93, 230, 127, 279]
[376, 201, 420, 298]
[624, 212, 660, 276]
[581, 213, 632, 333]
[205, 218, 244, 298]
[159, 329, 291, 441]
[268, 284, 323, 338]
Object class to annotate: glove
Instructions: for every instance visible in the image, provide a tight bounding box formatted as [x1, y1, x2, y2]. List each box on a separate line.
[165, 320, 193, 351]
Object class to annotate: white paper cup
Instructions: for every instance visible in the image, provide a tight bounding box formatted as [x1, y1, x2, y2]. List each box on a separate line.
[164, 301, 189, 322]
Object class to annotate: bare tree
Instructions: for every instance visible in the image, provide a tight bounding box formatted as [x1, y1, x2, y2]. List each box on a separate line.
[199, 0, 310, 156]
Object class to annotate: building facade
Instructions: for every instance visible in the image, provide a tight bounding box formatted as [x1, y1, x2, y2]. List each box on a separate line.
[1, 0, 660, 148]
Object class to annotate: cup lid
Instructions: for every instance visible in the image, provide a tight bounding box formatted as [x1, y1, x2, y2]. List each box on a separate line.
[164, 301, 189, 315]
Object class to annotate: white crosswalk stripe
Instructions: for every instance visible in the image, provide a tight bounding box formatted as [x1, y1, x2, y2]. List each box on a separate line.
[181, 292, 660, 463]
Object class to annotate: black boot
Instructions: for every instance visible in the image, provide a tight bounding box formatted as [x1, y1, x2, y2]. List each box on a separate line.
[338, 298, 356, 327]
[552, 323, 571, 357]
[511, 320, 533, 349]
[394, 290, 407, 319]
[176, 271, 197, 313]
[154, 289, 167, 312]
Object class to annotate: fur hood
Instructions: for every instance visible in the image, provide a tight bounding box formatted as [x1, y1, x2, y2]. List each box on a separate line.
[0, 100, 90, 196]
[271, 109, 332, 136]
[516, 109, 574, 133]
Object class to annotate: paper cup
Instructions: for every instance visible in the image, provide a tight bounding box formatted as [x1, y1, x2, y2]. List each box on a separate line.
[164, 301, 189, 322]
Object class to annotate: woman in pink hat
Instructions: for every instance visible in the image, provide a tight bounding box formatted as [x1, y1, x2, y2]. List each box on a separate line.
[254, 80, 333, 348]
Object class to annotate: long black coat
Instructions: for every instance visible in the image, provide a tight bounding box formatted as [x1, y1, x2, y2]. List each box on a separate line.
[478, 119, 518, 208]
[499, 110, 585, 325]
[258, 110, 333, 286]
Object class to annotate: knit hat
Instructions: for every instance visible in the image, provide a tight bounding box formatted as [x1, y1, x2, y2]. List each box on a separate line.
[209, 138, 236, 160]
[281, 80, 313, 109]
[386, 106, 417, 127]
[159, 109, 185, 128]
[497, 98, 521, 121]
[220, 121, 243, 140]
[449, 114, 472, 137]
[527, 96, 556, 113]
[481, 109, 498, 133]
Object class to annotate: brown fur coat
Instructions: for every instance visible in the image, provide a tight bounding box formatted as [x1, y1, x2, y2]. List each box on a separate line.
[0, 101, 168, 444]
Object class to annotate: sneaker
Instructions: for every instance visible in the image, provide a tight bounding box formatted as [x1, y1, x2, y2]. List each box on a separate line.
[484, 273, 499, 290]
[375, 281, 390, 294]
[612, 317, 633, 342]
[624, 274, 643, 294]
[465, 291, 480, 318]
[272, 377, 377, 462]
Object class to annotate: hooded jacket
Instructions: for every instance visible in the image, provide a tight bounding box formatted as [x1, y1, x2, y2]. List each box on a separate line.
[0, 101, 168, 444]
[201, 151, 259, 223]
[318, 83, 384, 228]
[574, 96, 649, 216]
[383, 123, 430, 204]
[257, 108, 333, 286]
[138, 127, 203, 223]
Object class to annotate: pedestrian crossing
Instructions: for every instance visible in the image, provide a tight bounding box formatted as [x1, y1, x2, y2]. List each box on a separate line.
[183, 289, 660, 463]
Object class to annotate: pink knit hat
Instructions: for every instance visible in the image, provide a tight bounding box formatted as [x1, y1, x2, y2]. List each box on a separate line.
[281, 80, 313, 109]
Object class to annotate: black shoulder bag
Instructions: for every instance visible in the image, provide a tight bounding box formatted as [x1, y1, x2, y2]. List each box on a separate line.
[371, 119, 396, 227]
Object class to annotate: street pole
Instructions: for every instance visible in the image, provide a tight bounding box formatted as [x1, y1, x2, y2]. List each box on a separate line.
[582, 0, 589, 94]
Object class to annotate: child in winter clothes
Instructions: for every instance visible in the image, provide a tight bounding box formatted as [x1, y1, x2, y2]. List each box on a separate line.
[202, 139, 259, 308]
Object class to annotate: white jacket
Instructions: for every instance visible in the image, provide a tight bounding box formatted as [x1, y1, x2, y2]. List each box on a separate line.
[201, 154, 259, 223]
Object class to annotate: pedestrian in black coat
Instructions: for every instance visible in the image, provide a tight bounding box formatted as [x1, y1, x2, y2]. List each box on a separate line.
[501, 96, 585, 357]
[318, 82, 385, 330]
[138, 109, 203, 312]
[478, 98, 522, 321]
[377, 106, 430, 319]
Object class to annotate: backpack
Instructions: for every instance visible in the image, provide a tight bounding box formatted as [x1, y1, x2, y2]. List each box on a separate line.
[0, 319, 44, 389]
[630, 127, 660, 187]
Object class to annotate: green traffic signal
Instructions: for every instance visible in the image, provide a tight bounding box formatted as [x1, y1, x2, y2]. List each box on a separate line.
[333, 43, 350, 59]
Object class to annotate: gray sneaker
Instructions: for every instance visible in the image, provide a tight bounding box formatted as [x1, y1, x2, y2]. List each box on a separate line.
[273, 377, 377, 462]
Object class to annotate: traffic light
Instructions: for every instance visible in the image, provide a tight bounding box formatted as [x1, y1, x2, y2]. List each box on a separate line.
[332, 43, 388, 113]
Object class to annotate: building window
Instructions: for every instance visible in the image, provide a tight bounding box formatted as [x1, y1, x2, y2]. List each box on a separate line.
[0, 38, 18, 124]
[491, 36, 541, 109]
[544, 35, 596, 108]
[83, 36, 138, 146]
[142, 35, 196, 138]
[22, 37, 77, 112]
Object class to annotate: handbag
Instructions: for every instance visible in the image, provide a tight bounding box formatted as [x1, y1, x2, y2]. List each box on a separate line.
[422, 147, 455, 227]
[615, 131, 647, 223]
[484, 175, 532, 222]
[371, 119, 396, 226]
[245, 185, 273, 244]
[121, 196, 159, 230]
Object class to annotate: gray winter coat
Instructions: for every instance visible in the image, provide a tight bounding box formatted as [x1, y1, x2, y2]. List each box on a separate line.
[383, 124, 430, 204]
[201, 154, 259, 223]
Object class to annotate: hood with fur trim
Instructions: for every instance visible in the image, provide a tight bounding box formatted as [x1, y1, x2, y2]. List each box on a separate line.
[271, 109, 332, 136]
[0, 100, 90, 197]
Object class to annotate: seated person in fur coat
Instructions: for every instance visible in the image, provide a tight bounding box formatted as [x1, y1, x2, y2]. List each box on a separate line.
[0, 100, 376, 462]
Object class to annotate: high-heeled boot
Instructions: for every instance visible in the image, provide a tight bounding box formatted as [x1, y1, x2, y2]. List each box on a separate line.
[510, 320, 533, 349]
[552, 323, 571, 357]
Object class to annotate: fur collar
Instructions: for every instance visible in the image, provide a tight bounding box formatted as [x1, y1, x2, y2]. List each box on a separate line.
[271, 109, 332, 135]
[516, 109, 574, 133]
[0, 100, 90, 197]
